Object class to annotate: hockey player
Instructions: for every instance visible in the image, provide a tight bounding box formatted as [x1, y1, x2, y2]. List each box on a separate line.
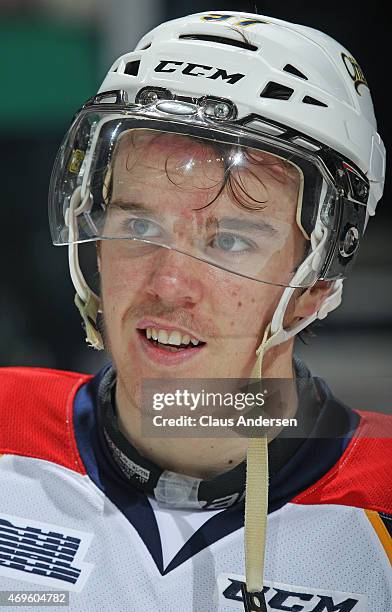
[1, 11, 391, 612]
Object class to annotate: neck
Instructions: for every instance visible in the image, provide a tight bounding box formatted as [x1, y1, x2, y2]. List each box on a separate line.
[115, 339, 295, 480]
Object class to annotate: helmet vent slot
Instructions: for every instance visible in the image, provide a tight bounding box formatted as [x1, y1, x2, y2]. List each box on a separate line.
[179, 34, 258, 52]
[260, 82, 294, 100]
[283, 64, 308, 80]
[302, 95, 328, 107]
[124, 60, 141, 76]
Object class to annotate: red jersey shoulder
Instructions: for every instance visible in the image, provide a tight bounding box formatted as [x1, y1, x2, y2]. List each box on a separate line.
[293, 409, 392, 514]
[0, 367, 92, 474]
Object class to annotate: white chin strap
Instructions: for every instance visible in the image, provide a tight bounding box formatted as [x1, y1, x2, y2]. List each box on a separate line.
[66, 187, 103, 350]
[244, 231, 343, 599]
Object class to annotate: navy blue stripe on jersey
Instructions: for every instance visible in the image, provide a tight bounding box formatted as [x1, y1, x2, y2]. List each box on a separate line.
[163, 502, 244, 574]
[72, 364, 359, 575]
[379, 513, 392, 537]
[73, 365, 164, 573]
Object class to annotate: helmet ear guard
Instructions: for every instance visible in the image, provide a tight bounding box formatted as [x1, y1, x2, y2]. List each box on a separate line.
[322, 195, 367, 280]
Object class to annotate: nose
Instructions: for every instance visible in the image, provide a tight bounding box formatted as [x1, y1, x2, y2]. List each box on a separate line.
[146, 248, 204, 307]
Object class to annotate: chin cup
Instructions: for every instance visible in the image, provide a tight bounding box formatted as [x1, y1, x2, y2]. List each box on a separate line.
[241, 584, 267, 612]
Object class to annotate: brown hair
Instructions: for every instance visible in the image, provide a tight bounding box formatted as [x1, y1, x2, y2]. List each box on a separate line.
[103, 129, 299, 212]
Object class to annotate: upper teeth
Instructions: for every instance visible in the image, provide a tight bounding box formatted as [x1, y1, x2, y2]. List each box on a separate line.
[145, 328, 200, 346]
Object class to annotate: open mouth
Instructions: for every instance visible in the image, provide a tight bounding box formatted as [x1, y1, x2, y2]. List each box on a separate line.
[137, 327, 206, 353]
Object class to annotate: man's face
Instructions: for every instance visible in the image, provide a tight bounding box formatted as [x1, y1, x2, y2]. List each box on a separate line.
[98, 130, 305, 402]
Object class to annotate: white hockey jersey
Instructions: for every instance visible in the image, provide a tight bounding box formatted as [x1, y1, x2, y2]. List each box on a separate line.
[0, 365, 391, 612]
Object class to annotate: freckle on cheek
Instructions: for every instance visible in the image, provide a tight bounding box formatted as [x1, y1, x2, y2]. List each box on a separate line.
[237, 301, 242, 307]
[251, 298, 255, 304]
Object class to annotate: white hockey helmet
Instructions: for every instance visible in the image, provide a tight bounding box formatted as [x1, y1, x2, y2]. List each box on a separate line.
[49, 11, 386, 350]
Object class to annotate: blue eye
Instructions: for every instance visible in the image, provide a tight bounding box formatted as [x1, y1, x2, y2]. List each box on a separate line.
[213, 233, 252, 253]
[128, 219, 160, 238]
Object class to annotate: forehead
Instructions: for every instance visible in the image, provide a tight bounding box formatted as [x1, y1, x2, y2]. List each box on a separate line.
[110, 129, 301, 219]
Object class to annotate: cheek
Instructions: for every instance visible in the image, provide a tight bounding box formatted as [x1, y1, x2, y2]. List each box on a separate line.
[100, 246, 150, 318]
[212, 272, 283, 341]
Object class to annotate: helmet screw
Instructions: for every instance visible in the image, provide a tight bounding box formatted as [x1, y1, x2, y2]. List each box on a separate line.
[145, 91, 159, 103]
[357, 183, 368, 199]
[340, 226, 359, 257]
[138, 89, 160, 104]
[214, 102, 232, 119]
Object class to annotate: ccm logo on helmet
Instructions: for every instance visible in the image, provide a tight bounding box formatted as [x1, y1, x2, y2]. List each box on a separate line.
[154, 61, 245, 85]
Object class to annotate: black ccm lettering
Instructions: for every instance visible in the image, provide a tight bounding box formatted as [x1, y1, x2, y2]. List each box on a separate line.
[223, 580, 360, 612]
[154, 60, 183, 73]
[223, 579, 270, 602]
[182, 63, 211, 77]
[269, 588, 312, 611]
[154, 61, 245, 84]
[208, 68, 244, 84]
[311, 596, 358, 612]
[268, 591, 359, 612]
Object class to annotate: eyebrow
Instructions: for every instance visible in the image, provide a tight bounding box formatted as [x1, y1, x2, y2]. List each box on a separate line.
[212, 217, 277, 236]
[109, 200, 165, 221]
[110, 200, 277, 236]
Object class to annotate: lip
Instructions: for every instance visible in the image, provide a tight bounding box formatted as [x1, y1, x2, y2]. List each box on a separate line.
[136, 318, 206, 343]
[136, 329, 206, 367]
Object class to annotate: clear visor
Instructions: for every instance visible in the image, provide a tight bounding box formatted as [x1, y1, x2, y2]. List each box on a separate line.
[49, 110, 338, 287]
